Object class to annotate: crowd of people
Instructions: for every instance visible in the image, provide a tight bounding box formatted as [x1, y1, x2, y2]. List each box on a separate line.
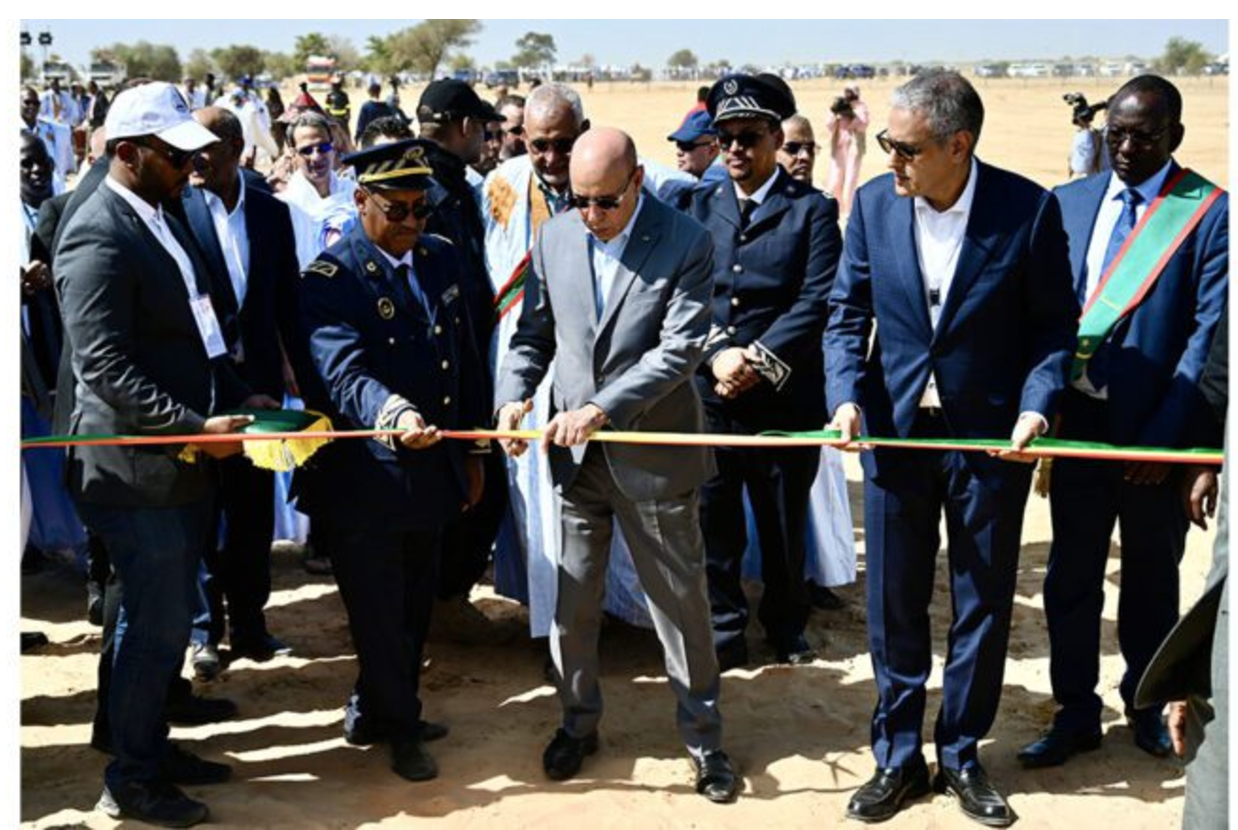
[18, 65, 1227, 830]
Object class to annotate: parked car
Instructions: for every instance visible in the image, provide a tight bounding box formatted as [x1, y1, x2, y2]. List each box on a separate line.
[974, 63, 1007, 78]
[484, 69, 520, 89]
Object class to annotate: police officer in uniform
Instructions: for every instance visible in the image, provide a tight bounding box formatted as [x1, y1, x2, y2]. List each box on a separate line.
[296, 138, 489, 782]
[324, 77, 352, 132]
[687, 74, 842, 669]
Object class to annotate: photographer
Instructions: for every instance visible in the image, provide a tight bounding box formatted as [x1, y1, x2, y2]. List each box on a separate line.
[1065, 92, 1110, 179]
[823, 83, 868, 216]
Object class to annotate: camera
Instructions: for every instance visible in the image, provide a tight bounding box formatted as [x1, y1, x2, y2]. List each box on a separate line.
[1063, 92, 1107, 124]
[830, 96, 855, 118]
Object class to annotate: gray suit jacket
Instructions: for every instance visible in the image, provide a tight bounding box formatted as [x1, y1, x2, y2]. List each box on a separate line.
[54, 181, 247, 507]
[495, 195, 716, 501]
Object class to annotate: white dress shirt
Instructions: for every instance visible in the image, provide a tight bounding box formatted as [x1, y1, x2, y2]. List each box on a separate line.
[105, 176, 200, 298]
[913, 158, 978, 407]
[588, 194, 645, 318]
[203, 183, 251, 308]
[733, 164, 781, 207]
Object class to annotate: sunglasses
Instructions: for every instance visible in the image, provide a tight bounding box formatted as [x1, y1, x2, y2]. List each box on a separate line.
[363, 188, 434, 222]
[136, 139, 199, 169]
[675, 139, 716, 153]
[1106, 126, 1170, 147]
[716, 128, 770, 150]
[876, 129, 935, 161]
[296, 141, 335, 158]
[529, 137, 576, 154]
[781, 141, 819, 157]
[570, 170, 637, 212]
[483, 129, 502, 141]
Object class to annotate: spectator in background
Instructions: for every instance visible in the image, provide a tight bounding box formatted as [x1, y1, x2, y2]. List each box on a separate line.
[40, 77, 80, 125]
[496, 94, 526, 160]
[184, 77, 207, 110]
[22, 85, 74, 188]
[823, 83, 869, 217]
[1067, 102, 1105, 179]
[777, 114, 819, 185]
[355, 81, 398, 142]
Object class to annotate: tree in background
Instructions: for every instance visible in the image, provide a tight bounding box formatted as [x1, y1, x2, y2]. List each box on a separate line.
[184, 48, 216, 82]
[449, 53, 477, 74]
[263, 51, 300, 82]
[512, 32, 556, 71]
[1156, 36, 1213, 75]
[92, 41, 181, 82]
[328, 35, 360, 73]
[373, 19, 481, 80]
[21, 49, 34, 82]
[294, 32, 332, 68]
[667, 49, 699, 71]
[211, 44, 264, 82]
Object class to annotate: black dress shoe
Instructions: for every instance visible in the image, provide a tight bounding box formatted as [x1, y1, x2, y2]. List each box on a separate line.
[845, 759, 931, 822]
[1128, 707, 1173, 757]
[716, 642, 749, 672]
[21, 631, 49, 653]
[164, 694, 238, 726]
[230, 633, 293, 662]
[346, 718, 449, 746]
[770, 634, 818, 665]
[161, 743, 232, 785]
[934, 764, 1015, 827]
[807, 582, 848, 610]
[693, 749, 739, 803]
[542, 728, 598, 781]
[391, 738, 438, 781]
[97, 780, 208, 827]
[1017, 726, 1102, 768]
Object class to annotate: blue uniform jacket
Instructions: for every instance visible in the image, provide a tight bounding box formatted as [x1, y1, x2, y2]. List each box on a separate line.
[825, 161, 1078, 483]
[688, 169, 841, 431]
[295, 223, 488, 529]
[1053, 163, 1228, 448]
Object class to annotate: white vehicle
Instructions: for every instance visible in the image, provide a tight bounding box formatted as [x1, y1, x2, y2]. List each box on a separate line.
[1009, 62, 1051, 78]
[1099, 61, 1125, 77]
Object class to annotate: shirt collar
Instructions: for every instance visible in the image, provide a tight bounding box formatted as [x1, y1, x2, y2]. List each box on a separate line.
[376, 244, 413, 271]
[590, 193, 645, 250]
[105, 175, 162, 224]
[734, 165, 781, 206]
[1104, 159, 1174, 205]
[914, 157, 978, 217]
[202, 178, 247, 218]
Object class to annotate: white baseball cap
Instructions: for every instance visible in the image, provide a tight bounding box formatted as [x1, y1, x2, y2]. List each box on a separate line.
[104, 81, 219, 151]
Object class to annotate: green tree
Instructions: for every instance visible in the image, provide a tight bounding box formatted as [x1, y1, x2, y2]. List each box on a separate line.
[184, 48, 216, 81]
[20, 49, 34, 82]
[294, 32, 332, 67]
[328, 35, 360, 72]
[1156, 36, 1212, 75]
[381, 19, 482, 79]
[363, 35, 395, 75]
[449, 53, 476, 73]
[92, 41, 182, 82]
[211, 45, 264, 82]
[263, 51, 299, 82]
[667, 49, 698, 70]
[512, 32, 556, 69]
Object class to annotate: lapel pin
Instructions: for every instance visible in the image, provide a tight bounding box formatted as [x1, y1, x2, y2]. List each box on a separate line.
[377, 297, 396, 320]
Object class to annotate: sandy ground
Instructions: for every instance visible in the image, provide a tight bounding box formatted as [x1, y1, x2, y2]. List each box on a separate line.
[21, 76, 1227, 828]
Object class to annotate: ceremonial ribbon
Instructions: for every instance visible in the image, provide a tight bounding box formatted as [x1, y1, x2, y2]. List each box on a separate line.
[21, 426, 1223, 466]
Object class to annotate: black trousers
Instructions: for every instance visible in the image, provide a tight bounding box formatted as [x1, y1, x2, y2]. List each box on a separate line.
[436, 450, 507, 599]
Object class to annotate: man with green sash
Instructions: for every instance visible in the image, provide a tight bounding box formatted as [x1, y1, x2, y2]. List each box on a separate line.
[1019, 75, 1228, 769]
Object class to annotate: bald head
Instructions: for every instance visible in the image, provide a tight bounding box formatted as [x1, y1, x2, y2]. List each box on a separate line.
[194, 106, 243, 149]
[570, 128, 644, 243]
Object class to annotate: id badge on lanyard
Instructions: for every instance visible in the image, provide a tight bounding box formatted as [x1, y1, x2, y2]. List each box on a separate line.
[189, 293, 228, 358]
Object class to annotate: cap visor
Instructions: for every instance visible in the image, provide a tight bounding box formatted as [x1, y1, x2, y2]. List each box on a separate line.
[158, 119, 221, 152]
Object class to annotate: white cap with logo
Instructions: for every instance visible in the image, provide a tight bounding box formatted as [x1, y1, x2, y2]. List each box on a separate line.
[104, 81, 219, 151]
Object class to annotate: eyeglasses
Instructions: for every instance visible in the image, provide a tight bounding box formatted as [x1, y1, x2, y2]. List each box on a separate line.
[296, 141, 335, 158]
[136, 139, 199, 169]
[876, 129, 933, 161]
[675, 139, 716, 153]
[529, 137, 576, 154]
[362, 187, 434, 222]
[781, 141, 819, 157]
[1106, 126, 1170, 147]
[716, 128, 770, 150]
[570, 170, 637, 212]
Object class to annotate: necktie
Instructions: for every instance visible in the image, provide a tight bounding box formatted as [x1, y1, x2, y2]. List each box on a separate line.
[1087, 188, 1142, 390]
[739, 197, 757, 228]
[394, 263, 430, 318]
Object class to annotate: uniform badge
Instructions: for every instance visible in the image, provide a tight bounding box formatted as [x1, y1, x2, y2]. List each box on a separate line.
[377, 297, 396, 320]
[303, 260, 338, 279]
[723, 79, 739, 95]
[441, 284, 460, 306]
[365, 261, 379, 274]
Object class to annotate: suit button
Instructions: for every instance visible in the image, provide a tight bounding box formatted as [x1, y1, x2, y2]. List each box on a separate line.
[731, 297, 740, 307]
[732, 264, 743, 273]
[726, 326, 737, 335]
[739, 234, 748, 243]
[388, 337, 396, 345]
[434, 325, 443, 335]
[443, 396, 452, 406]
[441, 360, 450, 370]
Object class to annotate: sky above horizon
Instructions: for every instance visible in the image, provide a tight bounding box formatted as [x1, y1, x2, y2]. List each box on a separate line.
[16, 19, 1230, 72]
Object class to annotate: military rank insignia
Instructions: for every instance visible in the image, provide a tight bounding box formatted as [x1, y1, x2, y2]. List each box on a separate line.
[377, 297, 396, 320]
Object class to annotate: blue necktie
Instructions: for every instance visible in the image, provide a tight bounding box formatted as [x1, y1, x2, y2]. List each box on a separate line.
[1088, 188, 1142, 389]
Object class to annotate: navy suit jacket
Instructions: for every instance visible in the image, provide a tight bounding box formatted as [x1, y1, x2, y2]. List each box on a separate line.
[688, 169, 841, 431]
[180, 182, 302, 400]
[825, 161, 1078, 482]
[1053, 163, 1228, 448]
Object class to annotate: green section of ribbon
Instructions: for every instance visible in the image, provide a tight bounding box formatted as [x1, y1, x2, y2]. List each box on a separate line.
[761, 430, 1221, 460]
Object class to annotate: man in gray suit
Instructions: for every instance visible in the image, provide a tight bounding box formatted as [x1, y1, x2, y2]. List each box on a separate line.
[495, 127, 738, 803]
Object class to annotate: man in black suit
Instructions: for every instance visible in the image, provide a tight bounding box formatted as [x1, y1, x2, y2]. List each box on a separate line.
[55, 81, 272, 827]
[178, 106, 301, 677]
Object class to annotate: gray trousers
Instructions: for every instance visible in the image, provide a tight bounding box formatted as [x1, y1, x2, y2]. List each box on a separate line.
[552, 445, 723, 756]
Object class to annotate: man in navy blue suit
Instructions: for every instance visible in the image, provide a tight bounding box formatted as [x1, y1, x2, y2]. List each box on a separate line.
[1018, 75, 1228, 769]
[178, 106, 302, 676]
[825, 70, 1077, 826]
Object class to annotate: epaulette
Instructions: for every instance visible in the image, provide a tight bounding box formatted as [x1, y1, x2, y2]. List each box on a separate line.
[303, 259, 339, 279]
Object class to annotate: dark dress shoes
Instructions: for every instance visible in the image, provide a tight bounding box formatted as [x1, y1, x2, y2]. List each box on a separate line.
[165, 693, 238, 726]
[346, 718, 449, 746]
[845, 759, 931, 822]
[807, 582, 848, 610]
[934, 764, 1015, 827]
[161, 743, 232, 785]
[230, 633, 293, 662]
[97, 780, 208, 827]
[21, 631, 49, 653]
[1017, 726, 1102, 768]
[542, 728, 599, 780]
[1128, 707, 1173, 757]
[693, 749, 739, 803]
[391, 738, 438, 781]
[770, 634, 818, 665]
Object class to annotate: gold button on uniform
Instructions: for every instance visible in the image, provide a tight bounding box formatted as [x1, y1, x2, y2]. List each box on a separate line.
[443, 396, 452, 406]
[441, 360, 450, 370]
[434, 325, 443, 335]
[731, 297, 740, 307]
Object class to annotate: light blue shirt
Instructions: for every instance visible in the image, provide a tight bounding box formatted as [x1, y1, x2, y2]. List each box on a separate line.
[587, 194, 644, 318]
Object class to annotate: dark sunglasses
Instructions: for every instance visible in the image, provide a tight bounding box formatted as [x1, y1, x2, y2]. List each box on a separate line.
[876, 129, 932, 161]
[483, 129, 502, 141]
[675, 139, 716, 153]
[716, 128, 769, 150]
[296, 141, 335, 158]
[136, 139, 199, 169]
[570, 170, 636, 212]
[781, 141, 819, 157]
[529, 137, 576, 154]
[363, 188, 434, 222]
[1106, 125, 1170, 147]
